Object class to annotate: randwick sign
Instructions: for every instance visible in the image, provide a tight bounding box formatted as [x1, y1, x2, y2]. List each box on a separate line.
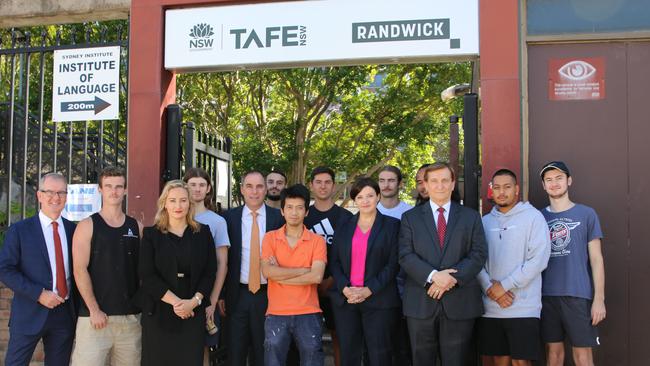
[164, 0, 478, 72]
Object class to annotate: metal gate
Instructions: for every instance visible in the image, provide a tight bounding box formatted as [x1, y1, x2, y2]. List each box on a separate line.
[165, 104, 233, 211]
[184, 124, 232, 211]
[0, 23, 129, 235]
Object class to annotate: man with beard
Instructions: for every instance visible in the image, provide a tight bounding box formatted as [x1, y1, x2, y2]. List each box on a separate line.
[477, 169, 550, 366]
[376, 165, 413, 365]
[377, 165, 413, 220]
[266, 171, 287, 209]
[414, 164, 432, 206]
[305, 166, 353, 366]
[539, 162, 605, 366]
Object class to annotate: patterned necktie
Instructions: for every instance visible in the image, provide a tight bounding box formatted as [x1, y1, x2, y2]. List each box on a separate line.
[51, 221, 68, 299]
[248, 210, 261, 293]
[437, 207, 446, 248]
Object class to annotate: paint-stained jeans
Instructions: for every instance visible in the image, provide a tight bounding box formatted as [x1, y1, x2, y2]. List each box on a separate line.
[264, 313, 324, 366]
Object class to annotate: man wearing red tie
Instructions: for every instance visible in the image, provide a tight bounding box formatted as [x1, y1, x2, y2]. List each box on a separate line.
[399, 162, 487, 366]
[0, 173, 77, 366]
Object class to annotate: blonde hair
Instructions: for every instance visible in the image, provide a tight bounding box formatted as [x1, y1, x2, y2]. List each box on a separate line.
[154, 180, 200, 233]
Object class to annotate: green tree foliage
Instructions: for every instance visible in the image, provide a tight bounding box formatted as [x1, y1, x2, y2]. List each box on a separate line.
[178, 62, 470, 202]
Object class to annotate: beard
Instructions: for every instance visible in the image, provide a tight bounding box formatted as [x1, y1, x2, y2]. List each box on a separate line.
[267, 194, 281, 201]
[381, 190, 398, 199]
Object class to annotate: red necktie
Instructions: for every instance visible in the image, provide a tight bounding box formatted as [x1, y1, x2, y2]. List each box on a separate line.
[51, 221, 68, 299]
[437, 207, 446, 248]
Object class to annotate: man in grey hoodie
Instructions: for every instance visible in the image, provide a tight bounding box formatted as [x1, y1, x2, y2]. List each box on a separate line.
[477, 169, 551, 366]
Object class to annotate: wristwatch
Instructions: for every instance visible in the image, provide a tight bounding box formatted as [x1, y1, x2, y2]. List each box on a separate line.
[194, 295, 202, 306]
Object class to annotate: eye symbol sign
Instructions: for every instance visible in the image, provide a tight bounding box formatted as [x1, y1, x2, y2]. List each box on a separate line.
[558, 60, 596, 81]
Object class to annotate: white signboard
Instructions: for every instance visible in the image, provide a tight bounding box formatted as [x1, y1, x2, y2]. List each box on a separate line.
[62, 184, 102, 221]
[52, 46, 120, 122]
[165, 0, 478, 72]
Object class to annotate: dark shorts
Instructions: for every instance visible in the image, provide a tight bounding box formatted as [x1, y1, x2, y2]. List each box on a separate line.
[477, 317, 542, 360]
[541, 296, 600, 347]
[319, 295, 335, 330]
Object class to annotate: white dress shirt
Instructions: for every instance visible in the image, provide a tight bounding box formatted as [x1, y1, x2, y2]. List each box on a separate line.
[429, 200, 451, 228]
[240, 204, 268, 284]
[427, 200, 451, 284]
[38, 211, 71, 298]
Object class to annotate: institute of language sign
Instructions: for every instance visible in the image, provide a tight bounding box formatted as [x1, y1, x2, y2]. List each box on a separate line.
[164, 0, 478, 72]
[52, 46, 120, 122]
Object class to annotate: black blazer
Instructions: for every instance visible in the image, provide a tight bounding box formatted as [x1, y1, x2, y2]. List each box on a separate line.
[221, 204, 284, 308]
[329, 211, 401, 309]
[399, 201, 487, 320]
[138, 224, 216, 331]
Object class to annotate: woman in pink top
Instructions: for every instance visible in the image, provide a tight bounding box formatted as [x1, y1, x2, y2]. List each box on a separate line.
[328, 177, 402, 366]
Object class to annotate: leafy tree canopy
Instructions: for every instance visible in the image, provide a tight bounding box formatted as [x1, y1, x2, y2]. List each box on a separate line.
[178, 62, 470, 204]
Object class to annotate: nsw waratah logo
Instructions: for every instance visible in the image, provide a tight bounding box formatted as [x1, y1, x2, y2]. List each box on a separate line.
[189, 23, 215, 50]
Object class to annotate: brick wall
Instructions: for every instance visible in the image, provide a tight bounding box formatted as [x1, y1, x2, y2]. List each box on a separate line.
[0, 283, 44, 366]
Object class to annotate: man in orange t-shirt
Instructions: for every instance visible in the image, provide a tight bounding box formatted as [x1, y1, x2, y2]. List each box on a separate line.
[261, 184, 327, 366]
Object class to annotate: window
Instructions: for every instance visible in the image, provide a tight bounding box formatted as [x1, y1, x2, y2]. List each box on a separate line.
[527, 0, 650, 35]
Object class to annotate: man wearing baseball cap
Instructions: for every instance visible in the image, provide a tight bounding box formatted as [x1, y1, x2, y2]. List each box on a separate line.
[539, 161, 606, 366]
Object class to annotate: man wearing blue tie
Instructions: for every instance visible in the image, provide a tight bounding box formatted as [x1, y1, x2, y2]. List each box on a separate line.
[0, 173, 77, 366]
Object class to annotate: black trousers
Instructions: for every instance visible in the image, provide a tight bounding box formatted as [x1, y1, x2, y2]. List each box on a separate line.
[227, 285, 268, 366]
[407, 305, 475, 366]
[332, 302, 398, 366]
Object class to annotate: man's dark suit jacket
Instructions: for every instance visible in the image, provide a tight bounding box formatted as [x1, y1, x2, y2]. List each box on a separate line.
[399, 201, 487, 320]
[138, 224, 217, 331]
[329, 211, 401, 309]
[0, 215, 77, 335]
[221, 204, 284, 308]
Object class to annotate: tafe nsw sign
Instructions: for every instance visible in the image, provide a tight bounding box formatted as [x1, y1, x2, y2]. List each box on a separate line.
[164, 0, 478, 72]
[52, 46, 120, 122]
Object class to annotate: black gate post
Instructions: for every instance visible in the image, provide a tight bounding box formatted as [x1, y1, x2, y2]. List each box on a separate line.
[184, 121, 195, 173]
[164, 104, 182, 181]
[463, 93, 480, 210]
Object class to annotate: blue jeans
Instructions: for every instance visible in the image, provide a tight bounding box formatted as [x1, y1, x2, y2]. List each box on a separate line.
[264, 313, 324, 366]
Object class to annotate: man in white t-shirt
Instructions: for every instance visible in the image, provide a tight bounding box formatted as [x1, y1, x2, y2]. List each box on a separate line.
[377, 165, 413, 220]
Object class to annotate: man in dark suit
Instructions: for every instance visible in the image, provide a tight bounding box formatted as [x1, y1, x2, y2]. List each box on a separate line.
[220, 170, 284, 366]
[0, 173, 77, 366]
[399, 162, 487, 366]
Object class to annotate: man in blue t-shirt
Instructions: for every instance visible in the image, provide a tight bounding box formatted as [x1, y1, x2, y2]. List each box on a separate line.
[539, 161, 606, 366]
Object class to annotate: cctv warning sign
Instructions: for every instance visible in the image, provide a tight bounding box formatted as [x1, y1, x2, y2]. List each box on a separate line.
[549, 57, 605, 101]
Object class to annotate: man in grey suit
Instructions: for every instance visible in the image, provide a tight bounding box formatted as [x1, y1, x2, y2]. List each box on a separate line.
[399, 162, 487, 366]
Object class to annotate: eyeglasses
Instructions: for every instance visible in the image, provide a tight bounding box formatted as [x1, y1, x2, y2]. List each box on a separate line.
[39, 190, 68, 198]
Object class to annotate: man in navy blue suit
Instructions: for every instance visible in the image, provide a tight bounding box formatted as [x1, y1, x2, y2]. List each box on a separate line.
[0, 173, 77, 366]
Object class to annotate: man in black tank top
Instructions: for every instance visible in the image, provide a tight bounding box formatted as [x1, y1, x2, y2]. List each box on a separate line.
[70, 167, 144, 366]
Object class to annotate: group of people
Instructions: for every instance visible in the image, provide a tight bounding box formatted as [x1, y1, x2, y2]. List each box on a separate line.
[0, 160, 605, 366]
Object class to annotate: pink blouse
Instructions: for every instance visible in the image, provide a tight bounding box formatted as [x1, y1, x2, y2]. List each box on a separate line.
[350, 226, 370, 287]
